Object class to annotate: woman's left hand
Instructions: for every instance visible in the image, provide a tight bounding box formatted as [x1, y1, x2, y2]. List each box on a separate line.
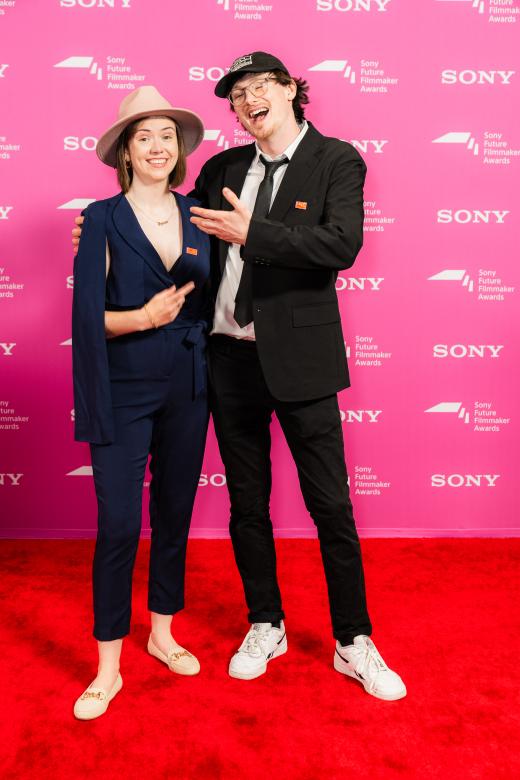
[144, 282, 195, 329]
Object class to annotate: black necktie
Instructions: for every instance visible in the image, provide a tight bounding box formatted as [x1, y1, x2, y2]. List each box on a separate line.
[233, 154, 289, 328]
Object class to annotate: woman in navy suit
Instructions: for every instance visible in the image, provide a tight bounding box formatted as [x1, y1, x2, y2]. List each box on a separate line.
[72, 87, 210, 720]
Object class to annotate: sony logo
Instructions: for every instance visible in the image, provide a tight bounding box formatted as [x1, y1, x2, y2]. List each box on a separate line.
[431, 474, 500, 488]
[437, 209, 509, 224]
[60, 0, 131, 7]
[317, 0, 392, 10]
[64, 136, 98, 151]
[0, 473, 23, 486]
[336, 277, 384, 291]
[349, 139, 389, 154]
[441, 70, 515, 86]
[340, 410, 382, 423]
[198, 473, 227, 487]
[433, 345, 504, 359]
[189, 66, 228, 82]
[0, 343, 16, 356]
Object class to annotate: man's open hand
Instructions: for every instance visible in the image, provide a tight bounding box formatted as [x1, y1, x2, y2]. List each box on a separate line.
[190, 188, 251, 245]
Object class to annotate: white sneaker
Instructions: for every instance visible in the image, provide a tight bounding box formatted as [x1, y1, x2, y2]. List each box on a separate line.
[229, 622, 287, 680]
[334, 635, 406, 701]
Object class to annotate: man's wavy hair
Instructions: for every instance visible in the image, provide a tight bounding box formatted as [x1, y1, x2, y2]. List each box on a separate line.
[230, 70, 310, 124]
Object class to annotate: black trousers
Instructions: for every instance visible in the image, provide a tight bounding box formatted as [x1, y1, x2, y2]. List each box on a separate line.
[208, 335, 372, 646]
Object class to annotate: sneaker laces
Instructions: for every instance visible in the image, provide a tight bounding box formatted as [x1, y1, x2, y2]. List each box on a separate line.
[240, 623, 271, 657]
[353, 637, 389, 680]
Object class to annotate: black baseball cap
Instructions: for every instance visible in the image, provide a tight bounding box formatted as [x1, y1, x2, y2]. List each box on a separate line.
[214, 51, 290, 98]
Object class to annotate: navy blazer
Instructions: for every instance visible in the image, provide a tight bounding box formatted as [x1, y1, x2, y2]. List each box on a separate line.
[72, 191, 210, 445]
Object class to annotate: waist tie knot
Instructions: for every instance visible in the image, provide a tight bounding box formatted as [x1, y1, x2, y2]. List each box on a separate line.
[182, 321, 207, 398]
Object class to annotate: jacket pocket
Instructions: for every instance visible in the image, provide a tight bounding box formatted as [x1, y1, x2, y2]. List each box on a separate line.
[292, 301, 340, 328]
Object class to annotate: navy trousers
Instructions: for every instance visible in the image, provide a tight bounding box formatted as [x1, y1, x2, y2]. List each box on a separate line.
[90, 327, 208, 641]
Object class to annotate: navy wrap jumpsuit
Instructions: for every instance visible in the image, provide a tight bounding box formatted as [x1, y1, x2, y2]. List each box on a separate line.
[72, 191, 210, 641]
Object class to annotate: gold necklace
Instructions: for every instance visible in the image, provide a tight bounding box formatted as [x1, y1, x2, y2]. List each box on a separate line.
[127, 192, 175, 226]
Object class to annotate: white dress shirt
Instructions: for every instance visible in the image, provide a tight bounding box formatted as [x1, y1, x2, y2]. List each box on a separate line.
[212, 121, 309, 340]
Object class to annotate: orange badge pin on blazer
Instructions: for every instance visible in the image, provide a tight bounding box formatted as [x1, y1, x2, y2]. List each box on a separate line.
[186, 247, 198, 255]
[295, 201, 308, 210]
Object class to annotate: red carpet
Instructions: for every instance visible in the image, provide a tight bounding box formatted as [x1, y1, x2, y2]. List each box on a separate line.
[1, 539, 519, 779]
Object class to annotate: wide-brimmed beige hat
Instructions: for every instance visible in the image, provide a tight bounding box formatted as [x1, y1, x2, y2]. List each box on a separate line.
[96, 85, 205, 167]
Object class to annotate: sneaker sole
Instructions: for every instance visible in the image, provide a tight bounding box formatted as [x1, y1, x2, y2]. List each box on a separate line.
[229, 636, 288, 680]
[333, 653, 407, 701]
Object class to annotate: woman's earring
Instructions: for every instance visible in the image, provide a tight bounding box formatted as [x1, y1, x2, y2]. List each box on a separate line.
[125, 158, 131, 168]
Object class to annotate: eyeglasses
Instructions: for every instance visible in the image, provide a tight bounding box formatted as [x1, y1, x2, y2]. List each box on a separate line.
[229, 76, 277, 106]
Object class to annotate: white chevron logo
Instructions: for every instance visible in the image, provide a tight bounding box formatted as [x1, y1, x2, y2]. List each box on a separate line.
[67, 466, 93, 477]
[435, 0, 485, 14]
[204, 129, 230, 150]
[57, 198, 96, 210]
[432, 132, 479, 156]
[309, 60, 356, 84]
[216, 0, 230, 9]
[428, 269, 474, 293]
[425, 402, 470, 424]
[54, 56, 103, 80]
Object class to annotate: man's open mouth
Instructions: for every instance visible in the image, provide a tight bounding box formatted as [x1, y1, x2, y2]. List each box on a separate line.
[249, 108, 269, 122]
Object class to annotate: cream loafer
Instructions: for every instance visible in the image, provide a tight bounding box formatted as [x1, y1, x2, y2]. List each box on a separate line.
[73, 673, 123, 720]
[147, 634, 200, 676]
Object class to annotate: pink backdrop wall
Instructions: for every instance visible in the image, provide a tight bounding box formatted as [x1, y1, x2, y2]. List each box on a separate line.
[1, 0, 519, 538]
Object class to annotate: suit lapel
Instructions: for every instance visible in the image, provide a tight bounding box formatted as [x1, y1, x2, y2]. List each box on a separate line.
[268, 124, 324, 222]
[218, 144, 256, 273]
[111, 193, 171, 285]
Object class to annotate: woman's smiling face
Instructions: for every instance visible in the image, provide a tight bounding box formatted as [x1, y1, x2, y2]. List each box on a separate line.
[125, 116, 178, 184]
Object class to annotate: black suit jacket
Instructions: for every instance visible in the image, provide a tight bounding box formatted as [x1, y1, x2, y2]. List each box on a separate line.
[190, 122, 366, 402]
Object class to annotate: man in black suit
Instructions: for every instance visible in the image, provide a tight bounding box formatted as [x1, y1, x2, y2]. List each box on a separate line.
[190, 52, 405, 700]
